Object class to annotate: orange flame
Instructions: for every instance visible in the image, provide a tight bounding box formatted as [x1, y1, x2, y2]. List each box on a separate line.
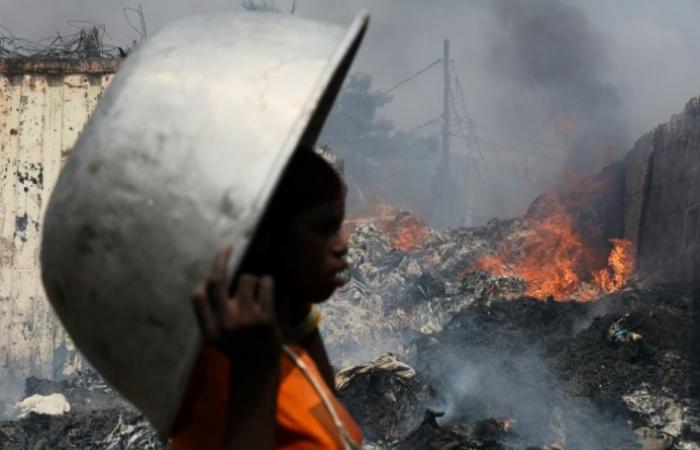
[469, 192, 635, 301]
[592, 239, 636, 293]
[377, 205, 429, 252]
[347, 201, 429, 252]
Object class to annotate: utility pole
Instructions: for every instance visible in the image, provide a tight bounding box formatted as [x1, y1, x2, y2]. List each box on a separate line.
[438, 39, 452, 227]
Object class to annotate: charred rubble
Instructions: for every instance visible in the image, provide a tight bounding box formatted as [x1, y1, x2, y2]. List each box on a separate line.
[2, 293, 697, 450]
[2, 213, 699, 449]
[326, 217, 700, 449]
[2, 95, 700, 448]
[0, 372, 161, 449]
[317, 163, 700, 449]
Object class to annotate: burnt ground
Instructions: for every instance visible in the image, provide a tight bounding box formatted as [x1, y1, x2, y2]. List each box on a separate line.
[1, 206, 699, 449]
[0, 372, 161, 449]
[334, 282, 700, 450]
[1, 284, 698, 449]
[0, 409, 160, 450]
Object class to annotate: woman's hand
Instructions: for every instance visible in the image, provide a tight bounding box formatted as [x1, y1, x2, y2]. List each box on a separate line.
[192, 245, 280, 370]
[191, 245, 281, 450]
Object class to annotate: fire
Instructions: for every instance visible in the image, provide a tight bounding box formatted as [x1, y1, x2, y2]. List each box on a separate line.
[377, 206, 429, 252]
[470, 192, 635, 301]
[349, 172, 635, 302]
[592, 239, 636, 293]
[347, 201, 429, 252]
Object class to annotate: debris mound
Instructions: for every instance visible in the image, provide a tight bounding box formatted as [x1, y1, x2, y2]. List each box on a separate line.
[336, 354, 436, 441]
[0, 371, 161, 450]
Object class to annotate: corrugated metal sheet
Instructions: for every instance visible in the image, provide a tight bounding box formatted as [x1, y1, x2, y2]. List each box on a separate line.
[0, 60, 118, 396]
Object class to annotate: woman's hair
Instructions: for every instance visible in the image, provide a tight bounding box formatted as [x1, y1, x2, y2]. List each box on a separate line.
[265, 149, 346, 223]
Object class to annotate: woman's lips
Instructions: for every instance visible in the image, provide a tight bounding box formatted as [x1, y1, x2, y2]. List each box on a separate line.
[330, 267, 349, 287]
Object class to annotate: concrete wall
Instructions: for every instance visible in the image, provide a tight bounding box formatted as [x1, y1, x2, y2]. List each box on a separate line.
[0, 59, 118, 396]
[624, 95, 700, 281]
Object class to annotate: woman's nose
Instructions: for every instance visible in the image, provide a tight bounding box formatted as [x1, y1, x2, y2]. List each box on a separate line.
[332, 232, 349, 258]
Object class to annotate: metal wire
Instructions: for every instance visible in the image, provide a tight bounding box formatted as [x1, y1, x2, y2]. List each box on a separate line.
[407, 115, 442, 133]
[0, 6, 147, 59]
[381, 58, 442, 95]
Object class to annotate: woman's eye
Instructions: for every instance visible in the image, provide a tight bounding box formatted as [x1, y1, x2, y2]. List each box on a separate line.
[314, 219, 341, 235]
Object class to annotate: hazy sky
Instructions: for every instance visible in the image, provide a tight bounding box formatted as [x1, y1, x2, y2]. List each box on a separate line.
[2, 0, 699, 221]
[2, 0, 698, 141]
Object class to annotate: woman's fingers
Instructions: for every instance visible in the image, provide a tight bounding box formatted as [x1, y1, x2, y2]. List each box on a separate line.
[192, 246, 280, 360]
[213, 245, 233, 291]
[235, 274, 258, 305]
[257, 276, 274, 314]
[206, 245, 233, 315]
[192, 281, 218, 339]
[235, 274, 275, 320]
[193, 245, 277, 340]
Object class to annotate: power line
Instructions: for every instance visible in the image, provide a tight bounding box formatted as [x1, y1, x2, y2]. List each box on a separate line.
[381, 58, 442, 95]
[448, 63, 507, 216]
[451, 66, 485, 159]
[407, 115, 443, 133]
[449, 75, 483, 165]
[375, 46, 521, 223]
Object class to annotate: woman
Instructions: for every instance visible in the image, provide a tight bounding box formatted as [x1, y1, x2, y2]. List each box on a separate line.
[171, 150, 363, 450]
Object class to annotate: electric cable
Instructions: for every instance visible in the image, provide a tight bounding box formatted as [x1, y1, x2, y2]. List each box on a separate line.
[381, 58, 442, 95]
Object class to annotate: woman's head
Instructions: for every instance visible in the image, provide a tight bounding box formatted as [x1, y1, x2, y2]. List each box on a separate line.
[239, 150, 348, 304]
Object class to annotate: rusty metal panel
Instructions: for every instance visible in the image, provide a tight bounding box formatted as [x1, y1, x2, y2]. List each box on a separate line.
[0, 67, 115, 397]
[0, 59, 120, 75]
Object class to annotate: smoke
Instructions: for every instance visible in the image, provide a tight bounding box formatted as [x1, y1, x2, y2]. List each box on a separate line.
[483, 0, 628, 176]
[430, 337, 633, 448]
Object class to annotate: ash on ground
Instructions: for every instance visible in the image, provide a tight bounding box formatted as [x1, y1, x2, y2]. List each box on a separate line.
[321, 213, 700, 450]
[2, 213, 699, 449]
[0, 372, 161, 449]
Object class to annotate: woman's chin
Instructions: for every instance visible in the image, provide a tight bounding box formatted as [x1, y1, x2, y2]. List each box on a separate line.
[309, 284, 340, 304]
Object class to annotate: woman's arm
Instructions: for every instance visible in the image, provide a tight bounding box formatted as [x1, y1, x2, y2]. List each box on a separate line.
[192, 246, 280, 450]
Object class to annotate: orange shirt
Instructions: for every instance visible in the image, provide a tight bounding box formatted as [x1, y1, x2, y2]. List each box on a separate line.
[171, 344, 363, 449]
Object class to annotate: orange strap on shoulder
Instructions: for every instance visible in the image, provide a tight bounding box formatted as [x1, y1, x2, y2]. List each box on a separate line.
[170, 344, 363, 450]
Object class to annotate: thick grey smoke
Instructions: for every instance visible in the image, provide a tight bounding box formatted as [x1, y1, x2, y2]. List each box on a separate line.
[484, 0, 628, 175]
[432, 343, 633, 449]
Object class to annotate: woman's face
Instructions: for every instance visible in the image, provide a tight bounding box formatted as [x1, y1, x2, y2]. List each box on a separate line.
[280, 200, 348, 304]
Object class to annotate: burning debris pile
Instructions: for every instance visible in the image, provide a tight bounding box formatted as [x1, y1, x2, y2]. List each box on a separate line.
[0, 158, 697, 448]
[326, 94, 699, 449]
[323, 164, 631, 366]
[324, 236, 700, 448]
[319, 164, 699, 449]
[467, 164, 631, 302]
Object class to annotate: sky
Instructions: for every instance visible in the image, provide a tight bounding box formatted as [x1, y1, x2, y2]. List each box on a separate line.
[2, 0, 698, 138]
[2, 0, 699, 222]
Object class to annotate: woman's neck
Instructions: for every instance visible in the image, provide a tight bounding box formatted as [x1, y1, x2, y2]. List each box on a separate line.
[275, 291, 312, 341]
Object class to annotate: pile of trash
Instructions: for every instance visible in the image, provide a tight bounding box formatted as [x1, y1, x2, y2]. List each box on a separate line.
[0, 372, 161, 449]
[320, 211, 543, 369]
[1, 202, 699, 449]
[331, 280, 700, 449]
[319, 205, 700, 449]
[322, 164, 626, 368]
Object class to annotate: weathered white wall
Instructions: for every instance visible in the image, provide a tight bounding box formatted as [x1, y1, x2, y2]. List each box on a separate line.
[0, 60, 117, 397]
